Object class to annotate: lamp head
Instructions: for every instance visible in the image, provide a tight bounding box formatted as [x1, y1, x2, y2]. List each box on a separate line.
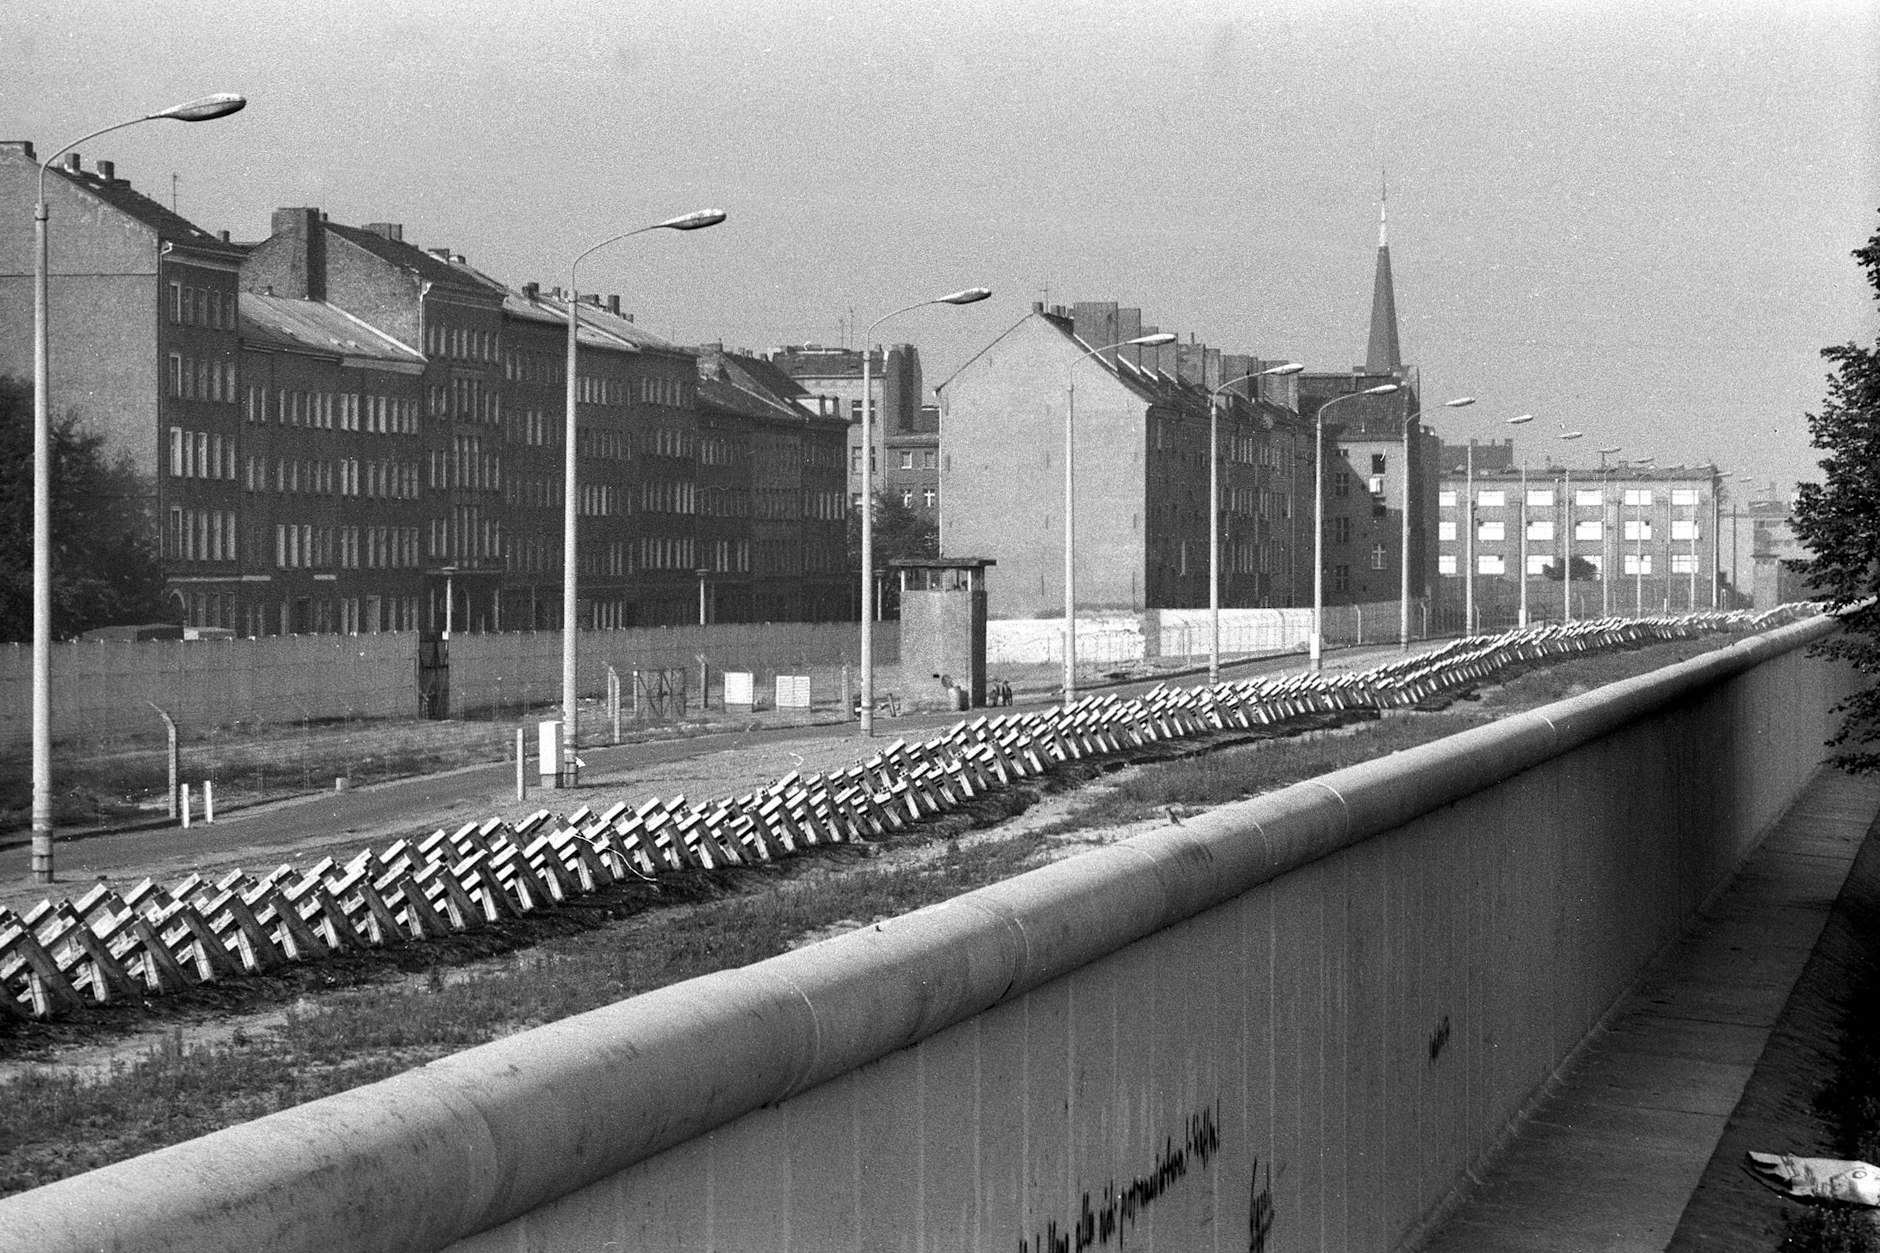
[937, 287, 992, 305]
[1362, 382, 1401, 395]
[1506, 414, 1535, 425]
[150, 93, 247, 122]
[1599, 445, 1622, 454]
[1559, 431, 1585, 441]
[1261, 362, 1306, 376]
[1130, 332, 1178, 348]
[1443, 396, 1476, 408]
[656, 209, 728, 231]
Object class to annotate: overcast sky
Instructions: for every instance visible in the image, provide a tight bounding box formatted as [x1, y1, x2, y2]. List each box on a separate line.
[7, 0, 1876, 496]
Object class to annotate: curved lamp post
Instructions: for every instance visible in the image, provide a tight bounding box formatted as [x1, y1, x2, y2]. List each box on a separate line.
[856, 286, 992, 737]
[1596, 446, 1623, 616]
[1628, 456, 1655, 616]
[560, 209, 725, 785]
[1555, 427, 1585, 622]
[1064, 331, 1177, 701]
[1206, 362, 1303, 683]
[1396, 395, 1475, 649]
[31, 92, 247, 885]
[1310, 383, 1400, 670]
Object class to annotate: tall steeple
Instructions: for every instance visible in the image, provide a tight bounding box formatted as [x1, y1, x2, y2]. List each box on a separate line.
[1365, 176, 1403, 375]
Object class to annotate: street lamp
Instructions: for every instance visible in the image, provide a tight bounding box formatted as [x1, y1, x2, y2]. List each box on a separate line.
[1064, 331, 1177, 701]
[856, 287, 991, 736]
[1445, 411, 1527, 637]
[561, 208, 725, 785]
[1712, 470, 1732, 608]
[1596, 447, 1622, 616]
[1556, 428, 1585, 623]
[1397, 395, 1475, 649]
[1629, 457, 1654, 616]
[1310, 383, 1401, 669]
[1206, 362, 1303, 683]
[30, 91, 247, 885]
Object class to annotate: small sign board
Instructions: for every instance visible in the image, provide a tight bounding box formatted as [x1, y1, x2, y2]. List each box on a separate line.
[775, 674, 811, 709]
[724, 671, 755, 708]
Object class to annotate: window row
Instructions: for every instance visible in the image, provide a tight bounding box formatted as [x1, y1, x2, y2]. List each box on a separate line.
[1440, 487, 1705, 508]
[427, 509, 500, 562]
[428, 376, 500, 425]
[429, 439, 502, 493]
[167, 507, 237, 563]
[168, 353, 238, 404]
[243, 386, 417, 434]
[169, 281, 236, 331]
[1437, 552, 1702, 576]
[169, 427, 237, 480]
[1438, 519, 1701, 542]
[426, 323, 499, 364]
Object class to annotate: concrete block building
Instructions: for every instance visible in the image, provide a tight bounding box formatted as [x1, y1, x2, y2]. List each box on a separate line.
[936, 305, 1306, 620]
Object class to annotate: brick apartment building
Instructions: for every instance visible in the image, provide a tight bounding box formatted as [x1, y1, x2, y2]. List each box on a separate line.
[0, 145, 854, 637]
[768, 342, 939, 525]
[1437, 458, 1727, 628]
[937, 304, 1307, 619]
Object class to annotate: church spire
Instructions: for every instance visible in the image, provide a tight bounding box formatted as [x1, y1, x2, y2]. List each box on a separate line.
[1365, 177, 1402, 375]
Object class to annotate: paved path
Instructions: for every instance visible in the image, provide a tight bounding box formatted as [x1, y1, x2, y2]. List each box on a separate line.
[1416, 767, 1880, 1252]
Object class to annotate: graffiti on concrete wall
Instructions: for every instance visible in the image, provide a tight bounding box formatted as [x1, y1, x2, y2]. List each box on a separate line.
[1017, 1102, 1222, 1253]
[1248, 1156, 1276, 1253]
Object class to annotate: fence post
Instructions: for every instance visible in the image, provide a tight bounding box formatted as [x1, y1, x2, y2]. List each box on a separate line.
[203, 780, 214, 824]
[145, 701, 179, 821]
[515, 725, 526, 802]
[180, 784, 192, 829]
[606, 665, 621, 744]
[698, 653, 710, 712]
[632, 669, 643, 721]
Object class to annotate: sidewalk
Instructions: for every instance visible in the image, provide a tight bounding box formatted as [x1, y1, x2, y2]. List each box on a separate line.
[1415, 767, 1880, 1252]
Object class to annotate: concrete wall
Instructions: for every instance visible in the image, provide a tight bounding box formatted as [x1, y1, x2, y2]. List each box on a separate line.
[988, 600, 1422, 666]
[0, 622, 899, 748]
[0, 616, 1852, 1253]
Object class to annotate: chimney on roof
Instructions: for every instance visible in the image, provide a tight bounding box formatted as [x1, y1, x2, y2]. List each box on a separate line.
[606, 295, 621, 315]
[625, 313, 633, 323]
[522, 281, 539, 300]
[63, 153, 81, 172]
[450, 253, 465, 264]
[1032, 301, 1044, 313]
[0, 141, 36, 160]
[218, 229, 230, 243]
[267, 208, 325, 301]
[95, 160, 114, 182]
[363, 223, 404, 242]
[427, 247, 450, 260]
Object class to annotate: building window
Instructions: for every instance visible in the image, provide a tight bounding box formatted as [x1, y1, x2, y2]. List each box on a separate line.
[1332, 516, 1351, 543]
[1332, 564, 1350, 592]
[1438, 554, 1458, 575]
[1439, 490, 1457, 507]
[1527, 554, 1551, 575]
[1575, 520, 1603, 541]
[1478, 554, 1506, 576]
[1670, 519, 1698, 540]
[1624, 488, 1653, 507]
[1371, 453, 1387, 474]
[1624, 519, 1652, 541]
[1478, 490, 1505, 508]
[1672, 553, 1698, 573]
[923, 450, 937, 469]
[1527, 489, 1554, 507]
[1369, 542, 1387, 571]
[1671, 488, 1699, 506]
[1438, 520, 1456, 541]
[901, 490, 914, 508]
[1478, 521, 1505, 541]
[922, 488, 936, 509]
[1333, 471, 1350, 498]
[899, 451, 914, 470]
[1624, 553, 1653, 575]
[1527, 519, 1555, 541]
[1576, 489, 1603, 506]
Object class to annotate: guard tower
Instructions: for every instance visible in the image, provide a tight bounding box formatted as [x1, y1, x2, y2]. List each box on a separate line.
[893, 557, 995, 708]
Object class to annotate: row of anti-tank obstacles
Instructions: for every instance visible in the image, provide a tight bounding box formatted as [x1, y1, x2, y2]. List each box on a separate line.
[0, 609, 1813, 1021]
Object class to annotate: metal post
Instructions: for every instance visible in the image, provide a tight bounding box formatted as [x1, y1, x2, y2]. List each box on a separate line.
[860, 344, 876, 735]
[515, 726, 526, 802]
[203, 780, 214, 824]
[1563, 465, 1573, 625]
[1310, 399, 1324, 670]
[1064, 372, 1078, 699]
[1464, 442, 1475, 635]
[562, 283, 581, 785]
[1517, 461, 1528, 627]
[1635, 489, 1644, 615]
[31, 195, 52, 881]
[1209, 395, 1221, 684]
[1399, 406, 1413, 649]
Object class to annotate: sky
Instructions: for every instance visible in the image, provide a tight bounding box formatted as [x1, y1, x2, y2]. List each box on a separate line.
[5, 0, 1876, 498]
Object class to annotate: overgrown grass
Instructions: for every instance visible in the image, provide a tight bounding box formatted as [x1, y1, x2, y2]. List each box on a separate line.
[0, 630, 1749, 1196]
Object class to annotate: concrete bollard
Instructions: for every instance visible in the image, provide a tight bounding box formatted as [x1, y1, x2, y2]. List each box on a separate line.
[515, 726, 527, 802]
[203, 780, 215, 824]
[538, 720, 564, 790]
[180, 784, 192, 829]
[335, 777, 350, 793]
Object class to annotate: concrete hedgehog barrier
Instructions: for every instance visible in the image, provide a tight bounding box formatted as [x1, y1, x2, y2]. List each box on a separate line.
[0, 609, 1810, 1021]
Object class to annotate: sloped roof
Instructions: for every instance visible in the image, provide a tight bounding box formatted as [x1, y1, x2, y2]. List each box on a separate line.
[323, 221, 504, 298]
[49, 164, 242, 259]
[695, 345, 821, 424]
[500, 289, 642, 352]
[240, 291, 426, 365]
[526, 291, 688, 356]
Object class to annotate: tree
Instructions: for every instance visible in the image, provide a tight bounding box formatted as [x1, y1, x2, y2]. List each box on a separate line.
[1539, 556, 1599, 582]
[0, 375, 173, 642]
[846, 490, 938, 619]
[1791, 215, 1880, 772]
